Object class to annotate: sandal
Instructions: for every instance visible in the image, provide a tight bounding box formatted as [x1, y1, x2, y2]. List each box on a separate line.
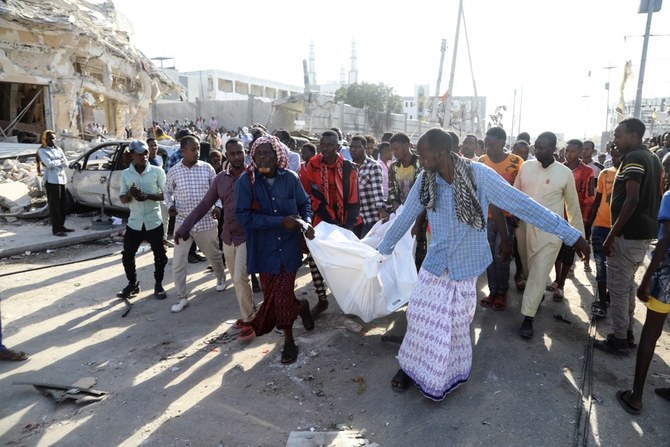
[281, 344, 299, 365]
[492, 295, 507, 311]
[238, 325, 255, 341]
[480, 295, 495, 308]
[391, 369, 412, 393]
[553, 288, 564, 301]
[0, 348, 29, 361]
[591, 302, 607, 319]
[616, 390, 641, 415]
[299, 299, 315, 331]
[515, 278, 526, 291]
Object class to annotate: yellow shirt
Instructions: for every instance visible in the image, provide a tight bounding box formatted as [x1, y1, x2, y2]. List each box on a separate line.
[593, 167, 616, 228]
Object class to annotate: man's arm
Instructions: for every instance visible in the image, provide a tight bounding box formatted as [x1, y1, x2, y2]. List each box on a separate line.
[37, 148, 64, 170]
[603, 179, 640, 255]
[176, 175, 222, 239]
[587, 192, 603, 229]
[563, 173, 586, 235]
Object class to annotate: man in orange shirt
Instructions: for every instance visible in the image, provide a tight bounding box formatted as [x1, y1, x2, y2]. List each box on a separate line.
[587, 146, 621, 318]
[479, 127, 524, 311]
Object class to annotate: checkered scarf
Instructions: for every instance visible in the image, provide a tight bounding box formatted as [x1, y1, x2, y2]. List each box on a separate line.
[419, 152, 485, 230]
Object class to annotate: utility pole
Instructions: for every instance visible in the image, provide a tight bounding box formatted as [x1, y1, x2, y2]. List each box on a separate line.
[430, 39, 447, 123]
[603, 65, 616, 132]
[634, 0, 662, 118]
[444, 0, 463, 130]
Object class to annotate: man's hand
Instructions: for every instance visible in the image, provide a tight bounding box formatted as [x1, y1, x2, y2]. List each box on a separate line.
[572, 236, 591, 261]
[174, 230, 189, 245]
[168, 206, 178, 217]
[129, 184, 141, 198]
[212, 207, 221, 220]
[379, 209, 389, 221]
[282, 216, 301, 231]
[304, 225, 315, 240]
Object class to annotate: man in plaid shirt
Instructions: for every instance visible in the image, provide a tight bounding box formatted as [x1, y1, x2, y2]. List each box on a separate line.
[350, 135, 385, 237]
[166, 136, 227, 313]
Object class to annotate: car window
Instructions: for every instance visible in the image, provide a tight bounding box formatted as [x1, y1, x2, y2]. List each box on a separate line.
[82, 145, 119, 171]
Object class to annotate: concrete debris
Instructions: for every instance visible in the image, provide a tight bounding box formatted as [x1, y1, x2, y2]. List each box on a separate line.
[0, 180, 31, 211]
[286, 430, 378, 447]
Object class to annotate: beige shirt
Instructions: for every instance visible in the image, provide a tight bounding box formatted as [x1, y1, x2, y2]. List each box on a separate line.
[514, 160, 585, 236]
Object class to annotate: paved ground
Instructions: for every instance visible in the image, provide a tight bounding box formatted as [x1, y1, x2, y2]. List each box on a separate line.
[0, 220, 669, 446]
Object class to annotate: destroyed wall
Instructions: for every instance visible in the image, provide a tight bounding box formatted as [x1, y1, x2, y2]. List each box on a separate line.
[155, 98, 274, 131]
[0, 0, 182, 140]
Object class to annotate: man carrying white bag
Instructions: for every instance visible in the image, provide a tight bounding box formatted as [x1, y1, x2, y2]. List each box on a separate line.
[305, 211, 416, 323]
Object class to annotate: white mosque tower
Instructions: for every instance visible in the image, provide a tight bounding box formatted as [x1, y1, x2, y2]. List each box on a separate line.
[347, 39, 358, 84]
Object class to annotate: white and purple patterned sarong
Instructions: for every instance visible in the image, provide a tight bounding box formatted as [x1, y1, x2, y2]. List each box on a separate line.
[398, 268, 477, 401]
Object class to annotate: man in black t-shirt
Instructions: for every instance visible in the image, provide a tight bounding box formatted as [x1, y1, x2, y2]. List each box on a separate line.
[596, 118, 662, 356]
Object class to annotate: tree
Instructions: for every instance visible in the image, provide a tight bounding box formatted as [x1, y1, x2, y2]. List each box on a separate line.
[334, 82, 402, 114]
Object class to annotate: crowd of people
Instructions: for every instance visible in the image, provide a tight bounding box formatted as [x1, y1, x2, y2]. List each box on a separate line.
[2, 117, 670, 413]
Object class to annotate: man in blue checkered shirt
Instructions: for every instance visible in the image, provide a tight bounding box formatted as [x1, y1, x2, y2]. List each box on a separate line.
[350, 135, 385, 238]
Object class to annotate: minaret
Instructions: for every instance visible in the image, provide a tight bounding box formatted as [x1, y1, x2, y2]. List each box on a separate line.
[340, 65, 346, 84]
[348, 39, 358, 84]
[308, 40, 316, 86]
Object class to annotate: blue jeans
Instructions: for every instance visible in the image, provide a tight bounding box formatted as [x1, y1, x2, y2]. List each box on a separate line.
[486, 217, 513, 295]
[591, 226, 610, 282]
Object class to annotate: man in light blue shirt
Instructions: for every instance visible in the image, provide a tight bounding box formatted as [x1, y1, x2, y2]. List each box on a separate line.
[118, 141, 168, 300]
[38, 130, 72, 236]
[378, 128, 590, 401]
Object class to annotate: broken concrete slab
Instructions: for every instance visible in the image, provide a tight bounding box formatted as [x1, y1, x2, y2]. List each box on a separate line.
[0, 180, 31, 210]
[13, 377, 107, 404]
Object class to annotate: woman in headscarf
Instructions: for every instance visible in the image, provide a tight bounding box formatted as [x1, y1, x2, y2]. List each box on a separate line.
[235, 135, 315, 364]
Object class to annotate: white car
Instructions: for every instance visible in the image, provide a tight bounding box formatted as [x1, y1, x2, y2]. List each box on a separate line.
[65, 141, 176, 212]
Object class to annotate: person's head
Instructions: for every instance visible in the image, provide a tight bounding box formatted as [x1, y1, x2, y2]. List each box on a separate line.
[389, 132, 411, 161]
[155, 127, 165, 137]
[461, 134, 478, 158]
[378, 142, 392, 162]
[180, 135, 201, 166]
[146, 138, 158, 157]
[273, 129, 291, 145]
[209, 149, 223, 170]
[381, 131, 394, 143]
[534, 131, 557, 165]
[364, 135, 376, 156]
[42, 130, 56, 147]
[582, 140, 596, 160]
[224, 138, 245, 170]
[512, 140, 530, 161]
[484, 127, 507, 154]
[176, 128, 194, 142]
[565, 139, 584, 164]
[416, 128, 453, 173]
[663, 131, 670, 148]
[251, 135, 287, 177]
[129, 140, 149, 169]
[330, 127, 344, 141]
[287, 137, 297, 151]
[598, 152, 606, 164]
[349, 135, 367, 163]
[447, 131, 460, 150]
[301, 143, 316, 164]
[319, 130, 340, 164]
[516, 132, 531, 144]
[614, 118, 645, 151]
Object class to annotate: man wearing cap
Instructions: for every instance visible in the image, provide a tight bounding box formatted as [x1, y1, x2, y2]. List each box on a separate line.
[117, 140, 169, 300]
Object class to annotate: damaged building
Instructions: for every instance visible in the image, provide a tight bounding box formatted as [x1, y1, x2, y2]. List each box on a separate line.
[0, 0, 183, 144]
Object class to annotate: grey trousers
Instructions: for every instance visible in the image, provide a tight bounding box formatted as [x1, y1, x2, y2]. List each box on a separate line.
[606, 236, 651, 339]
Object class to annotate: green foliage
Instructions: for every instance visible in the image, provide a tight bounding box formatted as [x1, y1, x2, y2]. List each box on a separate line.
[334, 82, 402, 114]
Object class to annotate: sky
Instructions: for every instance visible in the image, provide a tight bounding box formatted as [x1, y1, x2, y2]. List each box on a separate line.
[112, 0, 669, 141]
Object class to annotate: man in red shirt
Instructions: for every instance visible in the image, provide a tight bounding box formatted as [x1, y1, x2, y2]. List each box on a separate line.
[300, 130, 360, 318]
[552, 139, 593, 300]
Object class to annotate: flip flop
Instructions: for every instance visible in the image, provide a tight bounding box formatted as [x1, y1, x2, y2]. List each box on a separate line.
[616, 390, 641, 415]
[480, 295, 495, 308]
[281, 344, 299, 365]
[492, 295, 507, 311]
[391, 369, 413, 393]
[0, 349, 29, 361]
[515, 278, 526, 291]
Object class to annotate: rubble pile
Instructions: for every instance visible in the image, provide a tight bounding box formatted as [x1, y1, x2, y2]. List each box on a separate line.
[0, 159, 45, 215]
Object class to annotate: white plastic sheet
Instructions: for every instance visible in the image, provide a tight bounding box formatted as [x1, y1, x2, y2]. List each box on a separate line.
[305, 212, 417, 322]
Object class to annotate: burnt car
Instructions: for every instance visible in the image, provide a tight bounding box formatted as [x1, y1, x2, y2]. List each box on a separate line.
[65, 140, 176, 212]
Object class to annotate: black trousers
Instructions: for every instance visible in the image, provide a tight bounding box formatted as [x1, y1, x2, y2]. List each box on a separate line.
[122, 224, 168, 285]
[45, 182, 67, 233]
